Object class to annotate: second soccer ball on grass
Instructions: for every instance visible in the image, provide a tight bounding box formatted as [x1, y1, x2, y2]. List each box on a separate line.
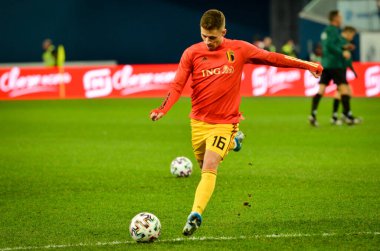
[170, 156, 193, 177]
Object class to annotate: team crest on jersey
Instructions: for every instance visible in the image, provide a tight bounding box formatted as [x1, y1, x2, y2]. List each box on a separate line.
[226, 49, 235, 63]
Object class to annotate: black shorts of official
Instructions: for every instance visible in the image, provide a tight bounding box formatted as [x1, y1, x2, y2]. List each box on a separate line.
[319, 68, 347, 85]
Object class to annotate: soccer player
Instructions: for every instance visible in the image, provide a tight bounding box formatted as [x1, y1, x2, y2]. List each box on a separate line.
[331, 26, 361, 125]
[309, 10, 359, 127]
[150, 9, 322, 236]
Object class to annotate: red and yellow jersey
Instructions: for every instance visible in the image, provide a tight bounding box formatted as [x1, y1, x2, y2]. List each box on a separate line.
[157, 38, 321, 124]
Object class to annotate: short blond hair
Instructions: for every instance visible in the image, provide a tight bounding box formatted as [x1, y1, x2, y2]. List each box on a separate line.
[200, 9, 225, 30]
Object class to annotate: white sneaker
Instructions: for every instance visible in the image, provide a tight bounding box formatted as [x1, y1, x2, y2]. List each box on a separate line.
[308, 115, 319, 127]
[330, 117, 342, 126]
[342, 115, 362, 125]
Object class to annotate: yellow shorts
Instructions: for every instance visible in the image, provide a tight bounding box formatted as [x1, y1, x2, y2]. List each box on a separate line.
[191, 119, 239, 161]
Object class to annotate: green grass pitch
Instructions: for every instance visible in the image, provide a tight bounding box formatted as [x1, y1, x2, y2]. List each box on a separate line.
[0, 97, 379, 250]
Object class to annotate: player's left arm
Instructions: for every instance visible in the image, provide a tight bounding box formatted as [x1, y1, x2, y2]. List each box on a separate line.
[150, 49, 192, 121]
[245, 42, 323, 77]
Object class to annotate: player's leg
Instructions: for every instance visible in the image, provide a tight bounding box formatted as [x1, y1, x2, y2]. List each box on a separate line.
[339, 83, 352, 122]
[331, 90, 342, 125]
[184, 119, 212, 236]
[183, 123, 237, 236]
[340, 84, 361, 125]
[227, 129, 244, 152]
[183, 150, 220, 236]
[191, 119, 207, 169]
[310, 69, 330, 126]
[310, 84, 326, 126]
[232, 130, 245, 152]
[191, 150, 221, 214]
[335, 69, 361, 125]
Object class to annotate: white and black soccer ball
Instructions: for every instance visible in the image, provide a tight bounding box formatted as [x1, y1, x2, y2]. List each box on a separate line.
[170, 156, 193, 177]
[129, 212, 161, 242]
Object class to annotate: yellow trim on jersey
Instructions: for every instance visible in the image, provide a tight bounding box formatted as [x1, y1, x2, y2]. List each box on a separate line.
[284, 55, 319, 68]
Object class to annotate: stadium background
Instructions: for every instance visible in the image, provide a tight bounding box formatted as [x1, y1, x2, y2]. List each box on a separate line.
[1, 0, 308, 64]
[1, 0, 379, 100]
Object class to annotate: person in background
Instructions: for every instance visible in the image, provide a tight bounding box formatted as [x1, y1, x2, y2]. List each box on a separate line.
[330, 26, 361, 125]
[309, 43, 322, 63]
[263, 36, 276, 52]
[252, 35, 264, 49]
[309, 10, 360, 127]
[281, 39, 297, 57]
[42, 38, 57, 67]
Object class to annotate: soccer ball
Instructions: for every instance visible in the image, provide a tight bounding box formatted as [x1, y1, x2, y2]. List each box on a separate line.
[170, 156, 193, 177]
[129, 212, 161, 242]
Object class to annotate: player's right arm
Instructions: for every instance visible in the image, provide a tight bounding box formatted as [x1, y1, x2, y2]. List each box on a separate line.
[150, 49, 192, 121]
[243, 41, 323, 77]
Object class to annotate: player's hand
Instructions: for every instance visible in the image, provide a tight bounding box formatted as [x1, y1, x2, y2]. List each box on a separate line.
[309, 64, 323, 78]
[150, 109, 164, 121]
[343, 50, 351, 59]
[344, 43, 356, 51]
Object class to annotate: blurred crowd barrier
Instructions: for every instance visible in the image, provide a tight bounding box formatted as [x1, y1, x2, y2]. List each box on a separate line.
[0, 63, 379, 100]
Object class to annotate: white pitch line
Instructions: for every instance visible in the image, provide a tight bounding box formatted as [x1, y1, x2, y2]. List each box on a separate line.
[1, 231, 379, 251]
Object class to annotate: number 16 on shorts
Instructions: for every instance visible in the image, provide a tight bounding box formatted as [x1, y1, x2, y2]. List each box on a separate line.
[212, 136, 227, 150]
[207, 135, 233, 158]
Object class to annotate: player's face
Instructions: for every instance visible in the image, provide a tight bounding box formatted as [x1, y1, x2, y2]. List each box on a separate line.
[342, 31, 356, 42]
[346, 32, 356, 41]
[335, 14, 342, 27]
[201, 27, 226, 51]
[42, 40, 51, 50]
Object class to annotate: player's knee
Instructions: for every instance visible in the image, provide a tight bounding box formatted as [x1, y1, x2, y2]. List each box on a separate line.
[202, 156, 221, 170]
